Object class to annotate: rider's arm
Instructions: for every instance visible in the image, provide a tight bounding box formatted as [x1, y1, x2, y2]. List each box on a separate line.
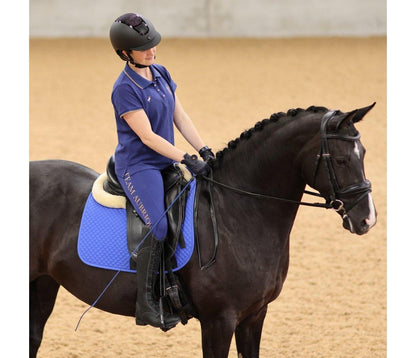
[173, 94, 206, 152]
[123, 109, 185, 162]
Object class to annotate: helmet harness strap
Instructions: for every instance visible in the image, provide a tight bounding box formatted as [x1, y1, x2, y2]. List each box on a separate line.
[126, 52, 150, 69]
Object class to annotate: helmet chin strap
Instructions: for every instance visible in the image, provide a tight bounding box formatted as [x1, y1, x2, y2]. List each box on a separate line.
[127, 53, 149, 68]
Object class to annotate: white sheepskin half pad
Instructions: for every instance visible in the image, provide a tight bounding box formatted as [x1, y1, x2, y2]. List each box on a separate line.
[91, 173, 126, 209]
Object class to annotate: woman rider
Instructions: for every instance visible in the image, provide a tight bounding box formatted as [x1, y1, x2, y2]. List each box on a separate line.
[109, 13, 214, 329]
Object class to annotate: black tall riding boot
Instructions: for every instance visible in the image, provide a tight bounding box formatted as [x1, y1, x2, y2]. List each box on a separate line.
[134, 235, 180, 330]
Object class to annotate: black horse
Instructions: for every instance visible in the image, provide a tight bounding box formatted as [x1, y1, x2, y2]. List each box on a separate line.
[30, 104, 377, 358]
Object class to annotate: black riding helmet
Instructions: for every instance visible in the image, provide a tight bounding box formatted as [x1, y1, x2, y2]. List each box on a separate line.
[109, 13, 161, 64]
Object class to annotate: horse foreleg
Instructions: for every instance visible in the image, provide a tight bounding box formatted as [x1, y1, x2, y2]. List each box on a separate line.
[30, 275, 60, 358]
[200, 316, 236, 358]
[235, 306, 268, 358]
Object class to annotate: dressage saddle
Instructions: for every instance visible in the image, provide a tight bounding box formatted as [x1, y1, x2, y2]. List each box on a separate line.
[103, 155, 189, 269]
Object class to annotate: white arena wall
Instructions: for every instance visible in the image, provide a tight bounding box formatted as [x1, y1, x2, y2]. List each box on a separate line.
[29, 0, 386, 38]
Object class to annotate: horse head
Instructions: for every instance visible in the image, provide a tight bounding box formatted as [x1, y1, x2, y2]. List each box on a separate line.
[299, 103, 377, 235]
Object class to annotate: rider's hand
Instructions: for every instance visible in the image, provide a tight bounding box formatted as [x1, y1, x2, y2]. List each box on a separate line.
[181, 153, 211, 176]
[198, 146, 215, 162]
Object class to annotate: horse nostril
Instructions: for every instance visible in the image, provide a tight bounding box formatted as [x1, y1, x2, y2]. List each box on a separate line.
[365, 215, 376, 228]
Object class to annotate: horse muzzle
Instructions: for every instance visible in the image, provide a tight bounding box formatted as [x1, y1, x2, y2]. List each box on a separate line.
[340, 193, 377, 235]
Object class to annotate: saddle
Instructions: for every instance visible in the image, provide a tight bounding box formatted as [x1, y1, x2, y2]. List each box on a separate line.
[103, 155, 194, 325]
[103, 155, 191, 269]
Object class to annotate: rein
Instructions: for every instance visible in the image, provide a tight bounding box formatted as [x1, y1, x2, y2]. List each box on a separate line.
[202, 110, 372, 218]
[192, 171, 329, 271]
[202, 174, 332, 209]
[196, 173, 332, 272]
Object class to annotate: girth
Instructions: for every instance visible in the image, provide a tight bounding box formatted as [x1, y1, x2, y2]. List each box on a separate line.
[104, 155, 189, 269]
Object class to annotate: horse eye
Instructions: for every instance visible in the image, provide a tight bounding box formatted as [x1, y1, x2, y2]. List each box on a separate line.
[334, 156, 347, 165]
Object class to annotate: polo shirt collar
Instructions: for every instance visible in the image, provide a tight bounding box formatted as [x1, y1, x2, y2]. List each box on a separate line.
[124, 63, 161, 89]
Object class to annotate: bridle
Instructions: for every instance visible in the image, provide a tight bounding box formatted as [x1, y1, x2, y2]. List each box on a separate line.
[203, 110, 372, 217]
[312, 110, 372, 218]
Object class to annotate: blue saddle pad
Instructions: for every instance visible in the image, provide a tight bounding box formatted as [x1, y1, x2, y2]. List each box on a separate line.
[77, 180, 196, 273]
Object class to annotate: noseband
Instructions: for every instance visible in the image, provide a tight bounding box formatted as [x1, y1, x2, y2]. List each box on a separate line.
[312, 111, 372, 218]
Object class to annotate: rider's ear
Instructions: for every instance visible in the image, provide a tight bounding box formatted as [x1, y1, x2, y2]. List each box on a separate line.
[336, 102, 376, 130]
[117, 50, 130, 61]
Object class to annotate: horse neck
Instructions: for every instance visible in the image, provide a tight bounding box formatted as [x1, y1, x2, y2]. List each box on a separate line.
[206, 113, 321, 261]
[212, 114, 318, 201]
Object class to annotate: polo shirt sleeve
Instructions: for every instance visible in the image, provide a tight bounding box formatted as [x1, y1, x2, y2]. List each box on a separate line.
[111, 83, 144, 118]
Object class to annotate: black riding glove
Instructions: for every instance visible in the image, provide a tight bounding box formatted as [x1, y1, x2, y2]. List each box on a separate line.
[198, 146, 215, 162]
[181, 153, 211, 177]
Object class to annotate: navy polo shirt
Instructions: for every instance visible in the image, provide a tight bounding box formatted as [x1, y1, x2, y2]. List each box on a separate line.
[111, 63, 177, 174]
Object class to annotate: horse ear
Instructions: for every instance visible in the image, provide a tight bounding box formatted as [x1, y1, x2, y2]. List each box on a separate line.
[351, 102, 376, 123]
[336, 102, 376, 130]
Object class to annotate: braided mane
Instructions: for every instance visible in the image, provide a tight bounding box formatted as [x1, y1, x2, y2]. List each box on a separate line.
[211, 106, 328, 168]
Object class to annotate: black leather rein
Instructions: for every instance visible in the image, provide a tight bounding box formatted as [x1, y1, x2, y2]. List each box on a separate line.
[203, 174, 332, 209]
[203, 110, 372, 215]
